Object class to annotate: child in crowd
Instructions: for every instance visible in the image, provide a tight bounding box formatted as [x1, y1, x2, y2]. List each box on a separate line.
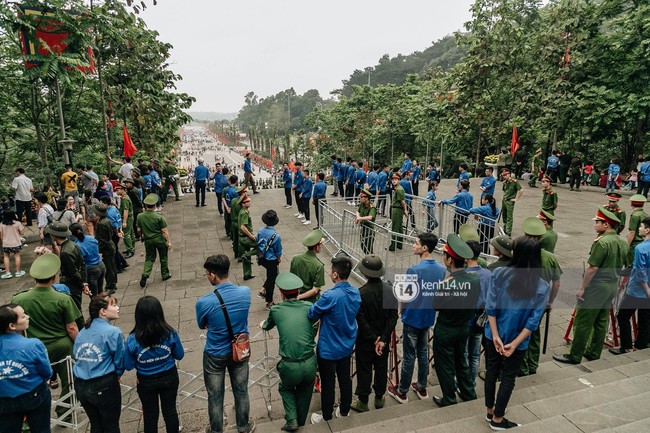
[0, 209, 25, 279]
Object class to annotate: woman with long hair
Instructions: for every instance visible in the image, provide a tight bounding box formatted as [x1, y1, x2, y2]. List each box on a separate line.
[483, 237, 548, 430]
[124, 296, 184, 433]
[73, 294, 124, 433]
[69, 223, 106, 296]
[469, 193, 499, 255]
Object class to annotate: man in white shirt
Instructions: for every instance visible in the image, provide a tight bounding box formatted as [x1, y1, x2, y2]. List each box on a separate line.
[118, 157, 134, 179]
[77, 164, 99, 194]
[11, 168, 34, 226]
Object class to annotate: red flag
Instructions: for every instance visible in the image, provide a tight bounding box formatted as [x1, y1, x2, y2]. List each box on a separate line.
[123, 125, 137, 158]
[271, 147, 276, 158]
[511, 124, 520, 157]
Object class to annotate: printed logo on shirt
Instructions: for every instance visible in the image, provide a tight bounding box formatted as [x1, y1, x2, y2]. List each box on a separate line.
[75, 343, 104, 363]
[137, 345, 171, 364]
[0, 360, 30, 380]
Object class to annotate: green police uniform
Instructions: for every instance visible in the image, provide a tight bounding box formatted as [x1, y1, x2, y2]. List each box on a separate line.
[137, 209, 171, 280]
[627, 207, 647, 266]
[289, 252, 325, 303]
[96, 216, 117, 291]
[487, 259, 509, 270]
[433, 237, 481, 406]
[120, 194, 136, 254]
[541, 188, 558, 215]
[568, 229, 628, 362]
[540, 226, 558, 253]
[358, 201, 377, 254]
[501, 179, 522, 236]
[163, 164, 180, 201]
[231, 196, 242, 257]
[607, 205, 626, 235]
[389, 185, 406, 251]
[238, 208, 257, 277]
[528, 154, 541, 187]
[262, 291, 317, 428]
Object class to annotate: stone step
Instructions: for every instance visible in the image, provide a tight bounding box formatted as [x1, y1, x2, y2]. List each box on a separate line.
[598, 417, 650, 432]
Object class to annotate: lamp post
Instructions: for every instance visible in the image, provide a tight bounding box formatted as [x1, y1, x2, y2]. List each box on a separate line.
[59, 138, 77, 167]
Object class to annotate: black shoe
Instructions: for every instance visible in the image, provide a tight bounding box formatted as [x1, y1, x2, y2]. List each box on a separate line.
[281, 420, 299, 432]
[243, 275, 255, 281]
[583, 354, 598, 361]
[117, 268, 124, 274]
[489, 417, 521, 430]
[608, 347, 628, 356]
[123, 252, 135, 259]
[162, 275, 172, 281]
[253, 191, 260, 194]
[139, 275, 148, 288]
[201, 204, 207, 206]
[195, 204, 199, 207]
[176, 198, 181, 201]
[553, 354, 580, 364]
[432, 395, 455, 407]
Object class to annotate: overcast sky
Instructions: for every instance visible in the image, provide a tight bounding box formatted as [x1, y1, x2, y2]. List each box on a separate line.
[141, 0, 475, 113]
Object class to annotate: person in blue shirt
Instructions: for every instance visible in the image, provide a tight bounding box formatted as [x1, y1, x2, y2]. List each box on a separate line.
[243, 153, 258, 194]
[142, 167, 153, 195]
[125, 296, 185, 433]
[457, 163, 470, 191]
[308, 256, 361, 423]
[353, 163, 367, 204]
[312, 173, 327, 228]
[212, 163, 226, 215]
[0, 304, 53, 433]
[546, 151, 560, 183]
[426, 162, 439, 191]
[367, 164, 379, 195]
[256, 210, 283, 309]
[73, 293, 125, 433]
[387, 233, 446, 404]
[376, 164, 389, 217]
[99, 195, 128, 274]
[70, 223, 105, 296]
[469, 194, 499, 254]
[337, 158, 347, 201]
[605, 156, 621, 193]
[401, 153, 412, 175]
[331, 155, 340, 196]
[479, 167, 496, 197]
[196, 254, 254, 433]
[483, 237, 548, 430]
[300, 169, 314, 225]
[422, 181, 438, 232]
[292, 162, 304, 218]
[637, 156, 650, 197]
[222, 175, 238, 240]
[149, 164, 163, 208]
[282, 162, 293, 208]
[441, 179, 474, 235]
[194, 157, 210, 207]
[345, 160, 356, 203]
[612, 216, 650, 354]
[410, 160, 421, 196]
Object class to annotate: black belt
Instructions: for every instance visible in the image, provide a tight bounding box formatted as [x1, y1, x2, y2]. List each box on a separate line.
[283, 351, 315, 363]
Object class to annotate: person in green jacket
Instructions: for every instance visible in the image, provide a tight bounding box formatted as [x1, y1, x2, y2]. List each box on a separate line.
[230, 186, 247, 259]
[289, 230, 325, 303]
[115, 183, 135, 258]
[538, 209, 558, 253]
[260, 272, 317, 431]
[626, 194, 648, 266]
[501, 169, 523, 237]
[238, 194, 257, 281]
[355, 189, 377, 254]
[136, 193, 173, 288]
[389, 173, 408, 251]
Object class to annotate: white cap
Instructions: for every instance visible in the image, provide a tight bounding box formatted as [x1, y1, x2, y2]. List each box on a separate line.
[198, 157, 205, 163]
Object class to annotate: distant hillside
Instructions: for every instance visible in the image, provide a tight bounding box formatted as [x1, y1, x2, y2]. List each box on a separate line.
[187, 111, 237, 121]
[335, 35, 465, 97]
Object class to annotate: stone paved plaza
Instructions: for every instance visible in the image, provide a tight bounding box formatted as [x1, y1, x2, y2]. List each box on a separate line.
[0, 171, 632, 432]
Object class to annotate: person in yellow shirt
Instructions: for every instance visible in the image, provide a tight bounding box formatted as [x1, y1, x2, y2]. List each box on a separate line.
[61, 164, 79, 199]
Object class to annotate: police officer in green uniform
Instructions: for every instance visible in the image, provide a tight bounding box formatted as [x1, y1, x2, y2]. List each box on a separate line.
[115, 182, 136, 258]
[626, 194, 648, 266]
[136, 193, 172, 288]
[501, 169, 523, 237]
[488, 235, 513, 270]
[554, 207, 629, 364]
[290, 230, 325, 303]
[432, 234, 481, 407]
[260, 272, 317, 431]
[528, 148, 543, 187]
[231, 186, 247, 259]
[356, 189, 377, 254]
[94, 203, 118, 293]
[541, 175, 558, 215]
[605, 193, 626, 235]
[238, 195, 257, 281]
[518, 217, 562, 376]
[389, 173, 408, 251]
[162, 159, 181, 202]
[538, 209, 558, 253]
[459, 224, 489, 268]
[12, 254, 82, 421]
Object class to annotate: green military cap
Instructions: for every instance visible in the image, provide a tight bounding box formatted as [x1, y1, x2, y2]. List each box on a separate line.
[45, 221, 71, 238]
[123, 178, 134, 184]
[93, 203, 108, 217]
[302, 229, 324, 247]
[444, 233, 474, 260]
[630, 194, 647, 206]
[522, 216, 546, 236]
[593, 206, 620, 227]
[236, 185, 247, 195]
[143, 193, 159, 206]
[491, 235, 513, 257]
[358, 254, 385, 277]
[276, 272, 303, 294]
[538, 209, 556, 222]
[30, 253, 61, 280]
[459, 224, 480, 242]
[360, 189, 372, 198]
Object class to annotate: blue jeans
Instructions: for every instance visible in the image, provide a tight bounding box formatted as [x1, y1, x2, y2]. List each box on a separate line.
[74, 373, 121, 433]
[425, 206, 438, 232]
[203, 352, 250, 433]
[0, 381, 51, 433]
[605, 178, 617, 193]
[465, 332, 483, 388]
[398, 324, 430, 394]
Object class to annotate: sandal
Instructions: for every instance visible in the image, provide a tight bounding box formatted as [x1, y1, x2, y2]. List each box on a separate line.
[257, 292, 266, 300]
[49, 379, 59, 389]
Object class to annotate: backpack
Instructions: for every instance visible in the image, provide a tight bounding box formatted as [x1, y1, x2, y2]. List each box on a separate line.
[256, 232, 277, 266]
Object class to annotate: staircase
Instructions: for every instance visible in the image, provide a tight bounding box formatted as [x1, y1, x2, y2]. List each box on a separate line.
[254, 349, 650, 433]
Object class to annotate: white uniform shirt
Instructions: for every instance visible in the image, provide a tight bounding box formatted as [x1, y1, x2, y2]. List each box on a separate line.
[11, 174, 33, 202]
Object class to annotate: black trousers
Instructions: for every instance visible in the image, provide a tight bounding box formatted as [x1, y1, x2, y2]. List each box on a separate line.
[301, 198, 310, 221]
[317, 355, 352, 421]
[412, 180, 419, 197]
[294, 190, 302, 213]
[284, 188, 292, 206]
[113, 233, 127, 270]
[102, 246, 118, 291]
[345, 183, 354, 200]
[638, 181, 650, 198]
[483, 339, 525, 418]
[337, 181, 344, 197]
[16, 200, 33, 226]
[262, 259, 279, 303]
[616, 294, 650, 350]
[137, 368, 180, 433]
[354, 343, 389, 403]
[314, 197, 324, 227]
[75, 373, 121, 433]
[195, 180, 206, 205]
[215, 191, 224, 214]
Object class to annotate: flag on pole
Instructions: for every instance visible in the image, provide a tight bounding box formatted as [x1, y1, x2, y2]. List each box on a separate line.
[271, 147, 276, 159]
[511, 124, 520, 157]
[123, 125, 137, 158]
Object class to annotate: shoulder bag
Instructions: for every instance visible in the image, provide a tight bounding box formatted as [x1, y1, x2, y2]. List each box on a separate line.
[213, 289, 251, 362]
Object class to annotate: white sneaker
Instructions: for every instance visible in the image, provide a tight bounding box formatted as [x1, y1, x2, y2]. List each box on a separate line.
[298, 214, 305, 219]
[0, 272, 13, 280]
[14, 271, 26, 278]
[294, 212, 301, 217]
[303, 220, 311, 225]
[284, 205, 292, 209]
[335, 406, 348, 418]
[310, 413, 324, 424]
